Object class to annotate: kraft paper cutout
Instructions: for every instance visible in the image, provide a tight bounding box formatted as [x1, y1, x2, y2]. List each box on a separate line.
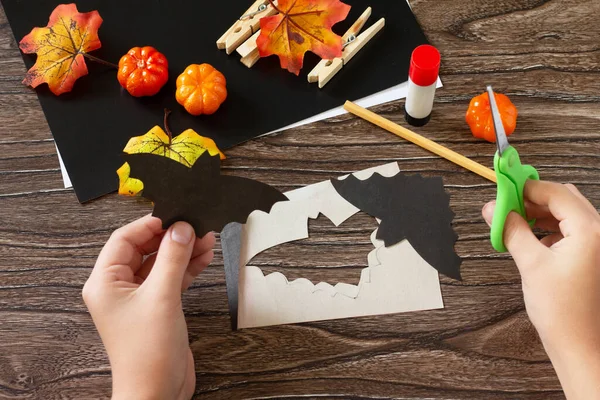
[238, 227, 443, 328]
[239, 162, 401, 267]
[222, 163, 400, 329]
[221, 163, 459, 329]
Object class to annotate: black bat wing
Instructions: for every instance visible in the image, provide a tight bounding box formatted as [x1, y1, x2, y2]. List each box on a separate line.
[332, 172, 462, 280]
[218, 175, 288, 224]
[124, 153, 214, 235]
[123, 153, 287, 237]
[330, 173, 393, 220]
[172, 175, 287, 236]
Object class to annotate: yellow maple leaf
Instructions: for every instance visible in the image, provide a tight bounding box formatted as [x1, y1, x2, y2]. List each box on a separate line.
[117, 114, 225, 196]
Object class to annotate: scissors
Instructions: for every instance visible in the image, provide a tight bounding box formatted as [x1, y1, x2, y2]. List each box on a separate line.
[488, 85, 540, 252]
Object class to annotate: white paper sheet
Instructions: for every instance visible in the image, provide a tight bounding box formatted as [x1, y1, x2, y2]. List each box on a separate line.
[55, 144, 72, 188]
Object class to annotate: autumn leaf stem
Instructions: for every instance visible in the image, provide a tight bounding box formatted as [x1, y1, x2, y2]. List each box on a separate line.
[164, 109, 173, 144]
[266, 0, 283, 14]
[83, 53, 119, 69]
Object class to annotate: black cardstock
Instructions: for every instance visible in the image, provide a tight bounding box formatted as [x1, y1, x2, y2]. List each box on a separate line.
[123, 153, 288, 237]
[331, 173, 462, 280]
[2, 0, 430, 202]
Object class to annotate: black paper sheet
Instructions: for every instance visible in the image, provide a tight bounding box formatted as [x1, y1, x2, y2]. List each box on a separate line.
[2, 0, 429, 202]
[331, 173, 462, 280]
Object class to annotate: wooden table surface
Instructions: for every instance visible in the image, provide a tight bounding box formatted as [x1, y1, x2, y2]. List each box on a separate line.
[1, 0, 599, 398]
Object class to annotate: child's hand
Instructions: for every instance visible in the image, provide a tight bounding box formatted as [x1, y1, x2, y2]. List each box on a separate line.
[483, 181, 600, 399]
[83, 215, 215, 400]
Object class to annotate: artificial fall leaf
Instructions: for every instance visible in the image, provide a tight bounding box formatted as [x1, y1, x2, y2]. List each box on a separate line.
[19, 4, 103, 95]
[257, 0, 351, 75]
[117, 125, 226, 196]
[116, 163, 144, 197]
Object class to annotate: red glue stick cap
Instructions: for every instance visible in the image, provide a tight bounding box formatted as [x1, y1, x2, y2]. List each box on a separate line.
[409, 45, 441, 87]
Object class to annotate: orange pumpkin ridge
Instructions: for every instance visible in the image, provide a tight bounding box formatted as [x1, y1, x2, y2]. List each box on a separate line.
[176, 64, 227, 116]
[465, 92, 518, 143]
[117, 46, 169, 97]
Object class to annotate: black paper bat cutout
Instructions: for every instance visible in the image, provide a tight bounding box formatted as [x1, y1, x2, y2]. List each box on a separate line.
[124, 152, 288, 237]
[331, 173, 462, 280]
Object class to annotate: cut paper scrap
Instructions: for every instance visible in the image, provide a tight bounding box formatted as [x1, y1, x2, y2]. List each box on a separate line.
[123, 152, 287, 237]
[221, 162, 458, 329]
[331, 173, 462, 280]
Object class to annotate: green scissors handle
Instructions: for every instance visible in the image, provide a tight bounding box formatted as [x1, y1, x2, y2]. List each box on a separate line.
[491, 146, 540, 252]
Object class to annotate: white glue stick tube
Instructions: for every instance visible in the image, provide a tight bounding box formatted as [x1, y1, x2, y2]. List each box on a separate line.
[404, 45, 441, 127]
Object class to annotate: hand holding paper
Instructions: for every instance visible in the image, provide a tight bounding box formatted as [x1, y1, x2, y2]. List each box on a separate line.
[82, 215, 215, 400]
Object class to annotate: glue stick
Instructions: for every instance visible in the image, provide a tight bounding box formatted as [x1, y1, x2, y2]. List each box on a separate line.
[405, 45, 441, 127]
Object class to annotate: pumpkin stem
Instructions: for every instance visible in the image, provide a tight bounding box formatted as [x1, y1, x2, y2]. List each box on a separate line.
[82, 53, 118, 69]
[266, 0, 282, 14]
[163, 109, 173, 144]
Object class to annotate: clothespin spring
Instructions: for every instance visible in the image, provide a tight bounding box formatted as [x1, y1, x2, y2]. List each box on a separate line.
[343, 34, 357, 49]
[240, 4, 267, 20]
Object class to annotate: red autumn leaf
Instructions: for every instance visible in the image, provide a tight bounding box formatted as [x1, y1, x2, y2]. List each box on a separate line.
[257, 0, 351, 75]
[19, 3, 103, 95]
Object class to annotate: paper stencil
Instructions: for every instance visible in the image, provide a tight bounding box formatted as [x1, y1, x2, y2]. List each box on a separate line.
[222, 163, 459, 329]
[238, 228, 443, 329]
[239, 162, 401, 267]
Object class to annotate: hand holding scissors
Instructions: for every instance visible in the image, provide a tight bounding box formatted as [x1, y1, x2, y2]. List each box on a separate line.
[487, 85, 540, 252]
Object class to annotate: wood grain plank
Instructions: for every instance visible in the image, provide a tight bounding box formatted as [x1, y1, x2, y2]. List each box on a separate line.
[1, 0, 599, 398]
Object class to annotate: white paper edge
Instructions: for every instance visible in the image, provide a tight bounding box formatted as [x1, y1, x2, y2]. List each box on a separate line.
[55, 144, 72, 188]
[266, 78, 443, 136]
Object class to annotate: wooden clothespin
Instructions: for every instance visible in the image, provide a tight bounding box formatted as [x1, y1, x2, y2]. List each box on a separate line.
[236, 30, 262, 68]
[216, 0, 277, 55]
[308, 8, 385, 88]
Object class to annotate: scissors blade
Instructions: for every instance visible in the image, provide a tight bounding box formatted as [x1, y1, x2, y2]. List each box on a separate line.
[486, 85, 510, 156]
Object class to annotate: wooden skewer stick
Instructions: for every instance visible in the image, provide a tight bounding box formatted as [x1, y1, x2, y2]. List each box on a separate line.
[343, 101, 497, 183]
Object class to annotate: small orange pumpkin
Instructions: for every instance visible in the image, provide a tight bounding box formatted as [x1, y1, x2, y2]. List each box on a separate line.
[176, 64, 227, 116]
[117, 46, 169, 97]
[465, 92, 518, 143]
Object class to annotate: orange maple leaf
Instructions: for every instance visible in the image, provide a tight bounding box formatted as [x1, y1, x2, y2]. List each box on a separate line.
[257, 0, 350, 75]
[19, 4, 103, 95]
